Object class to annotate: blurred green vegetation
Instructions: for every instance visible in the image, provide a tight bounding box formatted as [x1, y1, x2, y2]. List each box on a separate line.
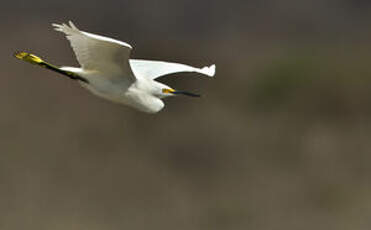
[248, 54, 317, 110]
[247, 47, 371, 121]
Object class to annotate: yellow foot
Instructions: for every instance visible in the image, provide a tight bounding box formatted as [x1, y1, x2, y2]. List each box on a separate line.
[14, 51, 44, 65]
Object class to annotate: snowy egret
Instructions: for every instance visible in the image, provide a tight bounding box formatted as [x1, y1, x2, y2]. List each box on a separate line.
[15, 21, 215, 113]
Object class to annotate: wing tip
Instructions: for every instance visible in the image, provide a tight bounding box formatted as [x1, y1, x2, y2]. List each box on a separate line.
[68, 20, 78, 30]
[52, 21, 80, 34]
[52, 23, 62, 31]
[201, 64, 216, 77]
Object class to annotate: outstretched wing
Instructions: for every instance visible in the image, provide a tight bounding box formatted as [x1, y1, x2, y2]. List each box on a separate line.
[129, 59, 216, 80]
[52, 21, 135, 80]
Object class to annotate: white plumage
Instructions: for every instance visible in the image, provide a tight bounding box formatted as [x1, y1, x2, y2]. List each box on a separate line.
[19, 21, 216, 113]
[129, 59, 215, 80]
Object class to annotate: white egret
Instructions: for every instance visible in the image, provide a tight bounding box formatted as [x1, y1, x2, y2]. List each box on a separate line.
[15, 21, 215, 113]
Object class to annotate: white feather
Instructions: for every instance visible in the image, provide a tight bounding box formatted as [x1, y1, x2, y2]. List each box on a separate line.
[52, 21, 134, 81]
[130, 59, 215, 80]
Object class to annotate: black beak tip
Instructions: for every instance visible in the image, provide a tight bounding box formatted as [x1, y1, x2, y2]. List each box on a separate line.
[173, 91, 201, 97]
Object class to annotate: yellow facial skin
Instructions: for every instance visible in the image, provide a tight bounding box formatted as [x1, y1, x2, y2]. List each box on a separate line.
[162, 88, 175, 94]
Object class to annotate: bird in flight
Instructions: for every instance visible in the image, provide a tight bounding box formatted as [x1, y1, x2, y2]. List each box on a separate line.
[15, 21, 215, 113]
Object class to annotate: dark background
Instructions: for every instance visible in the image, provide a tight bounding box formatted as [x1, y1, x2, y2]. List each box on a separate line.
[2, 0, 371, 229]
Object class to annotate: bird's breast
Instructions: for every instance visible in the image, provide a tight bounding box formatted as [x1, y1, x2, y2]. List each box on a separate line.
[79, 76, 130, 102]
[124, 88, 165, 113]
[80, 78, 164, 113]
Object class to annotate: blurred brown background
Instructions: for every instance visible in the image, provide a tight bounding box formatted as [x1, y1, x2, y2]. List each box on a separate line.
[2, 0, 371, 229]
